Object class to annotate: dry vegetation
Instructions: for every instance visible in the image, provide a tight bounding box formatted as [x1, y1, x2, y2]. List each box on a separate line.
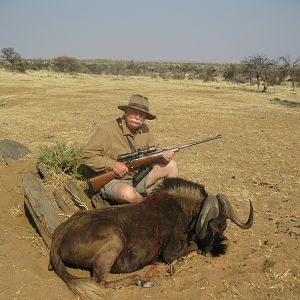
[0, 70, 299, 299]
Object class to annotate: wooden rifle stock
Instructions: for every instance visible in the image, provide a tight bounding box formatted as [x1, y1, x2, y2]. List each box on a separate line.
[88, 152, 168, 193]
[88, 134, 222, 193]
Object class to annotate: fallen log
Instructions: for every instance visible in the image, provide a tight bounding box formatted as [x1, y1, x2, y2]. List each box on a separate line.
[22, 171, 62, 248]
[53, 188, 73, 215]
[36, 162, 51, 180]
[65, 180, 91, 210]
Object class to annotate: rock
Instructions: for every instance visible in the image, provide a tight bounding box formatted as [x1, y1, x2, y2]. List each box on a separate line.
[0, 139, 31, 165]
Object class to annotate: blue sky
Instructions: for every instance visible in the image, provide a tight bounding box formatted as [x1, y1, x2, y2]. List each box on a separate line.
[0, 0, 299, 63]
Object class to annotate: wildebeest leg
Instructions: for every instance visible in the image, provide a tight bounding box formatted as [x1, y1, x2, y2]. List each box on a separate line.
[92, 236, 154, 288]
[162, 238, 189, 264]
[187, 241, 199, 253]
[103, 275, 155, 289]
[166, 241, 198, 275]
[91, 236, 123, 285]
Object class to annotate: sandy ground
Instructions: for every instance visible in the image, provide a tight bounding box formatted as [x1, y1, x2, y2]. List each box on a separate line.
[0, 70, 299, 299]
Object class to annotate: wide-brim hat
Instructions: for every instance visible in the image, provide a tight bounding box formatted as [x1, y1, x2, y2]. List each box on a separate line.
[118, 94, 156, 120]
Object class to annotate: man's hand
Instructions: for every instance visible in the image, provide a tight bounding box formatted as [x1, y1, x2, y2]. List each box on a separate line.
[113, 161, 129, 177]
[162, 150, 175, 162]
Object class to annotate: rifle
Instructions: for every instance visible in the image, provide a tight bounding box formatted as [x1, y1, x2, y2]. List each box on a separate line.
[88, 134, 222, 193]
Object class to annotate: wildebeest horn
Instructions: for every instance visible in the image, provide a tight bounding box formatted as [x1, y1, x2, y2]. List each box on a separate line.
[216, 194, 253, 229]
[196, 195, 219, 239]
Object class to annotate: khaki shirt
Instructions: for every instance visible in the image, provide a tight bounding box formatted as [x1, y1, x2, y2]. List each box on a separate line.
[81, 117, 155, 177]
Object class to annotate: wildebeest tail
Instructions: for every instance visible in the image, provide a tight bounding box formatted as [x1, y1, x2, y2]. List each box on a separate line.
[66, 279, 105, 300]
[49, 246, 104, 299]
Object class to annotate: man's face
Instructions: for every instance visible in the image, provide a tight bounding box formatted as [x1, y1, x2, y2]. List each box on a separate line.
[125, 107, 146, 132]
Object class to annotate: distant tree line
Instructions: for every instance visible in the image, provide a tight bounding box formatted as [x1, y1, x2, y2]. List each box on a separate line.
[1, 47, 299, 91]
[223, 55, 300, 91]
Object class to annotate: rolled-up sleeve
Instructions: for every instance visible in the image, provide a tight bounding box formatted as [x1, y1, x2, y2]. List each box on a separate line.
[80, 127, 115, 172]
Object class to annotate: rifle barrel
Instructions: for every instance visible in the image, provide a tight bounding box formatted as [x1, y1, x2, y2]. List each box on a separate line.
[176, 134, 223, 151]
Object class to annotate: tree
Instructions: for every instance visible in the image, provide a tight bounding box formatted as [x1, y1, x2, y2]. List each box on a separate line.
[259, 58, 279, 92]
[294, 67, 300, 86]
[241, 55, 281, 92]
[278, 55, 300, 91]
[198, 67, 217, 82]
[241, 55, 265, 90]
[111, 60, 124, 78]
[1, 47, 20, 71]
[32, 59, 50, 71]
[86, 63, 97, 74]
[53, 56, 80, 73]
[223, 64, 238, 81]
[126, 60, 141, 75]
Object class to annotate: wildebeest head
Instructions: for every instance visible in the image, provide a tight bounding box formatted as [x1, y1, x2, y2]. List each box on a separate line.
[195, 193, 253, 254]
[156, 177, 253, 255]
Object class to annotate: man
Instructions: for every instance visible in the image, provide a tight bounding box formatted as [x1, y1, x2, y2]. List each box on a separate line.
[81, 94, 178, 204]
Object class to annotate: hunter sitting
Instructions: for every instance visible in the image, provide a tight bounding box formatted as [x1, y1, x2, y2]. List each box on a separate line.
[80, 94, 178, 204]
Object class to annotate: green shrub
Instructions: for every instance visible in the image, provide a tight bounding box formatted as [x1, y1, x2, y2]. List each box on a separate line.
[37, 141, 82, 177]
[172, 71, 185, 80]
[15, 58, 27, 73]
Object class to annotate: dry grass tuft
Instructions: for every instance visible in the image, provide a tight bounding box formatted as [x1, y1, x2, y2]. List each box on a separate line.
[17, 228, 48, 256]
[65, 183, 89, 211]
[43, 168, 73, 189]
[8, 205, 23, 217]
[223, 280, 243, 298]
[261, 243, 299, 294]
[263, 269, 299, 294]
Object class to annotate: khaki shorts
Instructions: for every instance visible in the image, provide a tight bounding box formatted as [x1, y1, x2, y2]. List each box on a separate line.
[100, 174, 149, 200]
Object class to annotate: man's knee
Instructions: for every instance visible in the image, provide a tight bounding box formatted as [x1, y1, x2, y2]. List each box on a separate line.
[111, 184, 143, 204]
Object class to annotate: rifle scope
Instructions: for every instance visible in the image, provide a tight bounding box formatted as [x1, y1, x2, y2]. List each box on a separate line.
[118, 146, 157, 161]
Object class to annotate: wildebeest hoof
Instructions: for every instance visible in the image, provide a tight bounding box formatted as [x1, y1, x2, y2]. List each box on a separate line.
[166, 259, 178, 276]
[137, 280, 155, 288]
[142, 281, 155, 288]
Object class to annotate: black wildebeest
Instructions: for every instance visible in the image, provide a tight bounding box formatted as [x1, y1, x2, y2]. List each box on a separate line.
[49, 177, 253, 299]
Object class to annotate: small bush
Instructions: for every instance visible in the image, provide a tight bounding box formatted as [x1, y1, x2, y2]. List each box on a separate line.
[172, 71, 185, 80]
[37, 141, 82, 177]
[15, 58, 27, 73]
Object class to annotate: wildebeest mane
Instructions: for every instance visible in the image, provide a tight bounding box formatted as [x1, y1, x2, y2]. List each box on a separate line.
[155, 177, 208, 202]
